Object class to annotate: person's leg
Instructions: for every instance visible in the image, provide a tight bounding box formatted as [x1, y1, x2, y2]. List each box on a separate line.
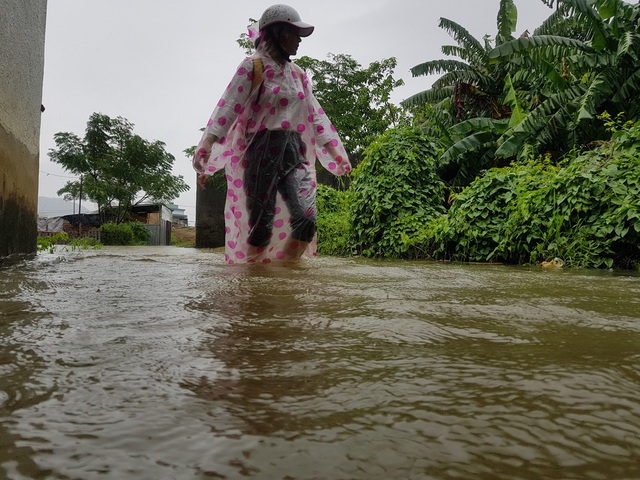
[278, 137, 316, 260]
[244, 131, 285, 255]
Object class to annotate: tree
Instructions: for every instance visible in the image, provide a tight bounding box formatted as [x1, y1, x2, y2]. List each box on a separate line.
[50, 113, 189, 223]
[488, 0, 640, 159]
[296, 54, 405, 162]
[401, 0, 524, 187]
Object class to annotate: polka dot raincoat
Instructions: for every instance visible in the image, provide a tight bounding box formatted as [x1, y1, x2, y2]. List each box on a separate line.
[193, 36, 351, 265]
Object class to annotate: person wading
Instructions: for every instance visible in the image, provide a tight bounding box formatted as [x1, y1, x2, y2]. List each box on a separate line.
[193, 4, 351, 265]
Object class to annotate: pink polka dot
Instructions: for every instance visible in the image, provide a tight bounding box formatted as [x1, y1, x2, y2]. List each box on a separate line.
[310, 181, 317, 187]
[238, 85, 244, 93]
[317, 126, 324, 134]
[225, 174, 233, 181]
[276, 251, 285, 259]
[280, 98, 289, 107]
[234, 210, 242, 219]
[319, 108, 325, 115]
[275, 207, 282, 214]
[281, 121, 291, 129]
[274, 219, 284, 228]
[225, 227, 231, 234]
[331, 139, 339, 147]
[308, 115, 314, 123]
[218, 117, 227, 126]
[234, 104, 243, 113]
[231, 155, 240, 164]
[273, 86, 281, 94]
[335, 155, 343, 163]
[328, 162, 337, 170]
[262, 258, 272, 264]
[227, 188, 235, 197]
[207, 118, 214, 126]
[252, 104, 261, 112]
[270, 107, 277, 115]
[331, 124, 337, 132]
[237, 67, 247, 75]
[217, 99, 226, 107]
[266, 69, 275, 80]
[345, 165, 351, 173]
[297, 124, 306, 133]
[300, 189, 309, 197]
[279, 232, 287, 240]
[305, 207, 315, 217]
[228, 241, 237, 249]
[298, 92, 305, 100]
[207, 166, 216, 172]
[235, 251, 246, 259]
[233, 179, 243, 188]
[291, 70, 298, 78]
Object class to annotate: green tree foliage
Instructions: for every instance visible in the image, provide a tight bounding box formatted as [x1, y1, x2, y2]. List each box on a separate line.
[50, 113, 189, 223]
[349, 127, 447, 258]
[295, 54, 405, 162]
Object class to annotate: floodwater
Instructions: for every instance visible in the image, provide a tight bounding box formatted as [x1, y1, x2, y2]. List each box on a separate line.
[1, 247, 640, 480]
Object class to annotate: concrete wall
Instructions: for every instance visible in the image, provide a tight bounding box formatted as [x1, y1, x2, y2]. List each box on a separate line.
[195, 181, 226, 248]
[0, 0, 48, 258]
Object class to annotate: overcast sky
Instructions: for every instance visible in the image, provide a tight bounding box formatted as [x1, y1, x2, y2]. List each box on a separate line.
[38, 0, 554, 224]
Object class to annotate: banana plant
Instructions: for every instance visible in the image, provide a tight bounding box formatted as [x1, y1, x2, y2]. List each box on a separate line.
[402, 0, 524, 186]
[490, 0, 640, 159]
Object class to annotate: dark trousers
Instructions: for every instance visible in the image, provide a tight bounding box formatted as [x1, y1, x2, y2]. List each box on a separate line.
[244, 130, 316, 248]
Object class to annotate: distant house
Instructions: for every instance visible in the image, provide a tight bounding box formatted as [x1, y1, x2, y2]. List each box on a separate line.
[130, 203, 173, 246]
[38, 202, 179, 246]
[167, 203, 188, 227]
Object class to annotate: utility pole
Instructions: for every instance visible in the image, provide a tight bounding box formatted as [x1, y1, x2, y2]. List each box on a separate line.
[78, 175, 83, 237]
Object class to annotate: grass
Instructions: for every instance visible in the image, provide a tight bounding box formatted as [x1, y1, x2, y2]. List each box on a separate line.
[172, 227, 196, 247]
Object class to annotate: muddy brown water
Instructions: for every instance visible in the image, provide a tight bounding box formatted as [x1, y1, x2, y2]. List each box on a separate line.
[1, 246, 639, 480]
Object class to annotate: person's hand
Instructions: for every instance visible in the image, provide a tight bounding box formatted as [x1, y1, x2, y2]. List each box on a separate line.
[197, 172, 209, 191]
[192, 147, 210, 172]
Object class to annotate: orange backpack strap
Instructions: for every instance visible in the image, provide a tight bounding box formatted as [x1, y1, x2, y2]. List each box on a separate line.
[251, 57, 263, 92]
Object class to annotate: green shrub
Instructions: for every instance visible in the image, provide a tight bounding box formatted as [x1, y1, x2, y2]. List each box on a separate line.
[415, 120, 640, 268]
[316, 184, 353, 256]
[100, 222, 134, 245]
[129, 221, 151, 245]
[349, 127, 447, 258]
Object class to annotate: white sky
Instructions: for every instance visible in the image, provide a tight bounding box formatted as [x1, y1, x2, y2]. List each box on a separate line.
[38, 0, 553, 224]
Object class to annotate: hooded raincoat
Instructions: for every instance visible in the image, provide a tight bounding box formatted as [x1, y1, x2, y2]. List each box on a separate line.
[193, 32, 351, 265]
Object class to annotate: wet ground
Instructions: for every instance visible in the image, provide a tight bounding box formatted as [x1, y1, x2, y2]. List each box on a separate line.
[1, 246, 640, 479]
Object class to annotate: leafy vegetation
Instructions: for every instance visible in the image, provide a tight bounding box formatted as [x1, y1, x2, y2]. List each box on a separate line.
[410, 118, 640, 268]
[349, 127, 447, 258]
[37, 233, 103, 254]
[100, 222, 150, 246]
[50, 113, 189, 224]
[316, 185, 352, 257]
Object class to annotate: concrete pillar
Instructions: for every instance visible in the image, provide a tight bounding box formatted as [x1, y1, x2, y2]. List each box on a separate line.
[195, 176, 226, 248]
[0, 0, 48, 258]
